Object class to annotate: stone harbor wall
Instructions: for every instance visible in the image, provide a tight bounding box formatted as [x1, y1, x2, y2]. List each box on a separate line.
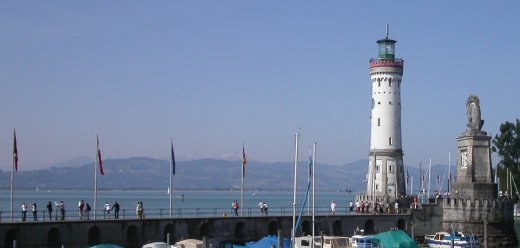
[408, 200, 444, 242]
[442, 197, 517, 247]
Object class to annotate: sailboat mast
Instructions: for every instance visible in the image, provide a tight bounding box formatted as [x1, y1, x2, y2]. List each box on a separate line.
[311, 142, 316, 248]
[291, 131, 299, 248]
[448, 152, 451, 194]
[428, 157, 432, 199]
[410, 176, 413, 196]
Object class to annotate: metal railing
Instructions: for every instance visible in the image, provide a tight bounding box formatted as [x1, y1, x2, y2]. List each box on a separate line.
[0, 206, 410, 223]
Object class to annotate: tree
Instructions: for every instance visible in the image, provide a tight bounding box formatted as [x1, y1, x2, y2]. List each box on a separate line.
[492, 119, 520, 196]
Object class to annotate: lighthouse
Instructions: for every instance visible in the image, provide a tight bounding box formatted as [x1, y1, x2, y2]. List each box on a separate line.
[365, 26, 406, 202]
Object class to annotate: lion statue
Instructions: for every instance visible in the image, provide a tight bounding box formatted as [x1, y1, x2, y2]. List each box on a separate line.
[466, 95, 484, 130]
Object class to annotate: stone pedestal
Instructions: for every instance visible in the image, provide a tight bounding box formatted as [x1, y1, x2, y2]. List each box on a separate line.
[452, 131, 496, 199]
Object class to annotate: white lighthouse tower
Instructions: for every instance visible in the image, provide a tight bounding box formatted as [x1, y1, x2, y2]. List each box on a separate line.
[366, 26, 406, 202]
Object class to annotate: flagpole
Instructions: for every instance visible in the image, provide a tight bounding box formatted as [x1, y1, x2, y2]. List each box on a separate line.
[240, 165, 244, 217]
[311, 141, 316, 248]
[307, 146, 311, 216]
[291, 131, 300, 248]
[241, 144, 246, 216]
[10, 159, 14, 222]
[11, 129, 17, 221]
[94, 146, 98, 220]
[170, 139, 173, 218]
[94, 134, 103, 220]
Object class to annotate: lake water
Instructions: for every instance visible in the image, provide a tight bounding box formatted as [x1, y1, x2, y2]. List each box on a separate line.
[0, 189, 355, 221]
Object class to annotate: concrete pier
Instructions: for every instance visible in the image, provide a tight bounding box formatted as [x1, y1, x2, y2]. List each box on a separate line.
[0, 213, 410, 248]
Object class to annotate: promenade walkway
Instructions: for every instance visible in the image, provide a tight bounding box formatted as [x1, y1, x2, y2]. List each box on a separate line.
[0, 206, 410, 222]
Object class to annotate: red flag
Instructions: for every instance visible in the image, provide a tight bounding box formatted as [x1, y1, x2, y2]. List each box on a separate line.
[13, 129, 18, 172]
[242, 145, 247, 178]
[171, 140, 176, 175]
[97, 135, 104, 175]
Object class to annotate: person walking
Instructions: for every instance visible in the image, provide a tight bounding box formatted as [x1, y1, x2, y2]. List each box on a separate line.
[112, 201, 120, 219]
[258, 201, 264, 215]
[46, 201, 53, 221]
[136, 202, 141, 218]
[394, 201, 399, 214]
[59, 201, 65, 220]
[103, 202, 111, 219]
[136, 201, 144, 219]
[85, 203, 91, 220]
[78, 200, 85, 220]
[232, 200, 239, 216]
[330, 200, 337, 215]
[263, 202, 268, 215]
[21, 203, 27, 221]
[32, 203, 38, 221]
[349, 200, 354, 213]
[140, 202, 145, 218]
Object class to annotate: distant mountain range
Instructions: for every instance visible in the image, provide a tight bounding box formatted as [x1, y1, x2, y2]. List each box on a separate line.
[0, 157, 453, 193]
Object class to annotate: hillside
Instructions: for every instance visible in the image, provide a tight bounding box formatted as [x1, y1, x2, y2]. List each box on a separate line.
[0, 157, 453, 192]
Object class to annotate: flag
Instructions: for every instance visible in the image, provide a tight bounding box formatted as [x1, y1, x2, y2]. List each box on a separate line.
[406, 169, 409, 184]
[437, 172, 440, 184]
[308, 148, 313, 177]
[241, 145, 247, 178]
[13, 129, 18, 172]
[171, 140, 176, 175]
[97, 135, 104, 175]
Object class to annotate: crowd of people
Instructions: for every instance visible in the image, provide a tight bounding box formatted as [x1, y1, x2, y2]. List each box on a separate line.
[18, 200, 142, 221]
[346, 199, 400, 215]
[227, 198, 404, 217]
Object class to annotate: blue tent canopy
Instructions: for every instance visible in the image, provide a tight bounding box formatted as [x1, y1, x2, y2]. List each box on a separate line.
[233, 235, 291, 248]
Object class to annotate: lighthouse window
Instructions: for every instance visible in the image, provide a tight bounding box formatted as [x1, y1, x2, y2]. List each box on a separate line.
[389, 79, 392, 87]
[389, 137, 393, 145]
[389, 165, 393, 172]
[377, 118, 381, 126]
[376, 166, 380, 172]
[389, 101, 392, 105]
[376, 184, 379, 190]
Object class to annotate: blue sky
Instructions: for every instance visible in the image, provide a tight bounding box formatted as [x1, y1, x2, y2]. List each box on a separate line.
[1, 2, 519, 170]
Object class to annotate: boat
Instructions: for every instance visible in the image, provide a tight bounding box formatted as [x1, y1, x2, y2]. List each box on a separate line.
[89, 244, 124, 248]
[424, 231, 479, 248]
[372, 230, 417, 248]
[142, 242, 174, 248]
[235, 235, 291, 248]
[350, 236, 378, 248]
[350, 229, 417, 248]
[173, 239, 203, 248]
[294, 235, 350, 248]
[349, 228, 368, 247]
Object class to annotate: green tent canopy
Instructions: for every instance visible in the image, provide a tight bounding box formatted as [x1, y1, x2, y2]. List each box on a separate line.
[372, 230, 418, 248]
